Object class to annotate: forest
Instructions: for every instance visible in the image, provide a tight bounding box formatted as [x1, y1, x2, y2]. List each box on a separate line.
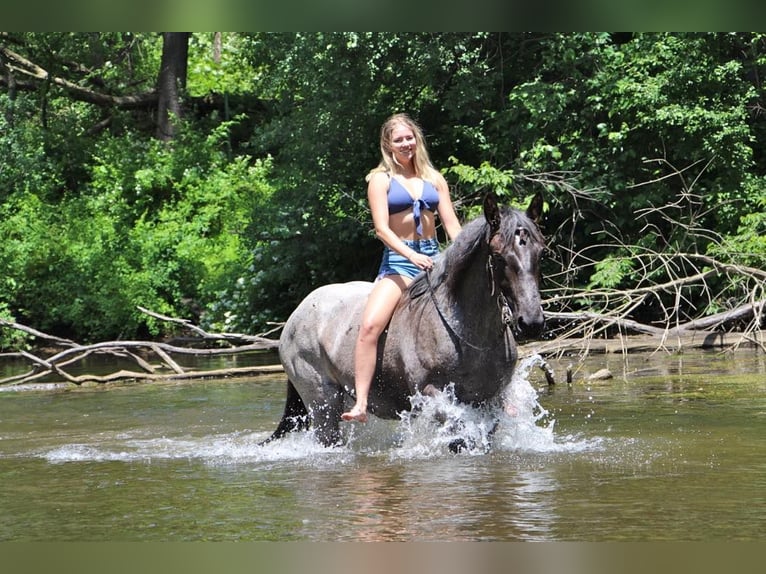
[1, 32, 765, 353]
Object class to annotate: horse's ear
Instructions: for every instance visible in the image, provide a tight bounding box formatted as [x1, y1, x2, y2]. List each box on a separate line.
[526, 192, 544, 224]
[484, 193, 501, 236]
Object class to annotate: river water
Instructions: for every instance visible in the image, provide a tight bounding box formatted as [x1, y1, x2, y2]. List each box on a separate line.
[1, 348, 764, 541]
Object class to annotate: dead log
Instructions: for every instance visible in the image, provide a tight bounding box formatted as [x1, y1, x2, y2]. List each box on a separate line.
[545, 300, 764, 337]
[2, 301, 763, 387]
[521, 330, 766, 359]
[0, 307, 281, 387]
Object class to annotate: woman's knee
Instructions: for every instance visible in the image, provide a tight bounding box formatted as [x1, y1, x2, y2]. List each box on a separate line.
[358, 319, 385, 342]
[358, 277, 405, 343]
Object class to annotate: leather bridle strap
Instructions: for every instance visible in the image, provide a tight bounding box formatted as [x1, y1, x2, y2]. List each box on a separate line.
[425, 258, 514, 354]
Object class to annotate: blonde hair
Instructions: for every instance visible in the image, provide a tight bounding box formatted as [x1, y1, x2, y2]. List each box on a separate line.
[366, 113, 442, 183]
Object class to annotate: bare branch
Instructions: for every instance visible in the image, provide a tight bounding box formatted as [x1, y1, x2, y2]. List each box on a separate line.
[0, 318, 77, 347]
[1, 312, 281, 387]
[137, 306, 276, 343]
[1, 45, 157, 109]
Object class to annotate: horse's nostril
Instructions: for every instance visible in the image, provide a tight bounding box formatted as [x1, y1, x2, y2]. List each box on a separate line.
[518, 313, 545, 338]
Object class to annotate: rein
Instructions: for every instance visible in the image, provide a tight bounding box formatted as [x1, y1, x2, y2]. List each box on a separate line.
[425, 250, 515, 356]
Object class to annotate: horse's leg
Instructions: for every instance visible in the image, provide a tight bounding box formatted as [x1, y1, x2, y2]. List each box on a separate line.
[420, 385, 493, 454]
[259, 379, 309, 445]
[308, 385, 345, 447]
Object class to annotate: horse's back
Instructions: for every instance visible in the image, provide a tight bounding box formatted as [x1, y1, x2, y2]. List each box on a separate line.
[283, 281, 372, 331]
[279, 281, 372, 389]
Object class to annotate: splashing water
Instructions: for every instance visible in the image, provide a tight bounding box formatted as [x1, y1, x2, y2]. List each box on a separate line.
[38, 355, 593, 465]
[391, 355, 570, 459]
[41, 430, 346, 466]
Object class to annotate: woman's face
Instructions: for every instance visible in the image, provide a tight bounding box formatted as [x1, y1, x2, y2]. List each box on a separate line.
[389, 123, 416, 166]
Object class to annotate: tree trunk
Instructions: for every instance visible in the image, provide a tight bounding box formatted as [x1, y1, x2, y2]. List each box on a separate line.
[155, 32, 190, 141]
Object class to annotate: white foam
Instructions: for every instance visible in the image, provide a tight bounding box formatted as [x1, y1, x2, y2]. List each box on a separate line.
[39, 355, 597, 464]
[41, 430, 342, 465]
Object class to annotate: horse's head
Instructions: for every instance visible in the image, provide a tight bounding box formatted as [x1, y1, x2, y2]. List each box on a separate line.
[484, 192, 546, 340]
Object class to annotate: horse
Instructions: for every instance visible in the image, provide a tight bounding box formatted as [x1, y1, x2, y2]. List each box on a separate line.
[263, 192, 546, 448]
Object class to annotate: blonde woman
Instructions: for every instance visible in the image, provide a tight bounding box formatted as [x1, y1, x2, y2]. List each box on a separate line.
[342, 113, 462, 422]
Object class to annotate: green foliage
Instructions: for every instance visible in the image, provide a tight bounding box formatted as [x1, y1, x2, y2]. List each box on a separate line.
[587, 255, 636, 290]
[16, 32, 159, 92]
[187, 33, 257, 97]
[246, 32, 500, 189]
[445, 158, 516, 199]
[0, 304, 30, 351]
[500, 33, 759, 235]
[1, 110, 273, 341]
[445, 157, 552, 220]
[0, 95, 63, 202]
[707, 176, 766, 271]
[2, 32, 766, 343]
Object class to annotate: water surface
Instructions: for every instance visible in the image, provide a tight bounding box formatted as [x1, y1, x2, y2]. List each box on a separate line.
[1, 349, 763, 541]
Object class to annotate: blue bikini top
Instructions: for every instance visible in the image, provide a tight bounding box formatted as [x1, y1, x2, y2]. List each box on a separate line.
[387, 176, 440, 236]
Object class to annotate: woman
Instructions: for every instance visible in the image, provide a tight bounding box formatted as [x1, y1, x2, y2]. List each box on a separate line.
[341, 113, 462, 422]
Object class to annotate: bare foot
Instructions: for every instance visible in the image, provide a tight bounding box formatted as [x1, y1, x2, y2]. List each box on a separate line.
[341, 406, 368, 423]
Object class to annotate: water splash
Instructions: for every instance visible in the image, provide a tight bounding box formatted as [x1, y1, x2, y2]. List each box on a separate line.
[391, 354, 592, 459]
[41, 430, 343, 466]
[39, 355, 595, 464]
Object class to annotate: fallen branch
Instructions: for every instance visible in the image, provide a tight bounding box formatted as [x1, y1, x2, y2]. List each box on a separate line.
[545, 300, 765, 337]
[0, 318, 78, 347]
[0, 307, 281, 387]
[137, 306, 275, 344]
[522, 330, 766, 360]
[1, 44, 158, 109]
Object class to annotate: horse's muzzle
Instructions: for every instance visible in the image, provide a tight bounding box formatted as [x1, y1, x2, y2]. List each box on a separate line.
[514, 307, 545, 340]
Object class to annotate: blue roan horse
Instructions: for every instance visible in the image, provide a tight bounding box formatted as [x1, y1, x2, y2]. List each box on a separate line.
[264, 193, 546, 447]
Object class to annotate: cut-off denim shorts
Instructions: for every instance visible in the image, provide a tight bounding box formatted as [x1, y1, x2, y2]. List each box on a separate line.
[377, 237, 439, 280]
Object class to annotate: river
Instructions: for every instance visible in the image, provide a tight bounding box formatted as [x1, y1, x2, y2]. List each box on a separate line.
[1, 348, 764, 541]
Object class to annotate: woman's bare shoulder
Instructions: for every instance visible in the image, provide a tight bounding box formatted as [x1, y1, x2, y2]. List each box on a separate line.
[369, 170, 390, 183]
[368, 170, 391, 191]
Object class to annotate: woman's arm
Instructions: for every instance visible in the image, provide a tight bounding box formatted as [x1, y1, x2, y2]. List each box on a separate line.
[434, 173, 462, 241]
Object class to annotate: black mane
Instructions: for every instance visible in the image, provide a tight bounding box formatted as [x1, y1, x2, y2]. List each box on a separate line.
[406, 205, 540, 302]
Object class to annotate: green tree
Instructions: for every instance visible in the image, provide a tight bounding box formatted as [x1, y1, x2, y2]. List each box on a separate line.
[1, 32, 765, 343]
[0, 33, 270, 340]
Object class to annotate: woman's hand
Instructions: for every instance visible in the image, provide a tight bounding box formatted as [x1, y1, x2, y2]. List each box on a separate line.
[409, 252, 434, 270]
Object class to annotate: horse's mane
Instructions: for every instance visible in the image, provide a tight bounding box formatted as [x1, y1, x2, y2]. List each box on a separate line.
[406, 205, 541, 303]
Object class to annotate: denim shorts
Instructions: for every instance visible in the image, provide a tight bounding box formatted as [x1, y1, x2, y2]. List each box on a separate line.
[377, 237, 439, 280]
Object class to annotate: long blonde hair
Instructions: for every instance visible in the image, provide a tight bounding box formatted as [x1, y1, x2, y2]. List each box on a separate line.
[366, 113, 442, 183]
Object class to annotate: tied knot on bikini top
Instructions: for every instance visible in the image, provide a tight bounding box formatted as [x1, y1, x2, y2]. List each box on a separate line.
[387, 176, 440, 236]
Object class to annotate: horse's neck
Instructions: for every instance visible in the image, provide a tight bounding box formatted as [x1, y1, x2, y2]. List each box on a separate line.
[439, 248, 503, 335]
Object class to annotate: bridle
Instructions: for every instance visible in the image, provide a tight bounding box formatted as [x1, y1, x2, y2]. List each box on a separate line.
[487, 254, 516, 335]
[487, 225, 540, 336]
[425, 225, 521, 355]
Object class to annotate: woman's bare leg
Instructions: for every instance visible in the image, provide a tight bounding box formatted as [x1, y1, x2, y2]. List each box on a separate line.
[342, 276, 409, 422]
